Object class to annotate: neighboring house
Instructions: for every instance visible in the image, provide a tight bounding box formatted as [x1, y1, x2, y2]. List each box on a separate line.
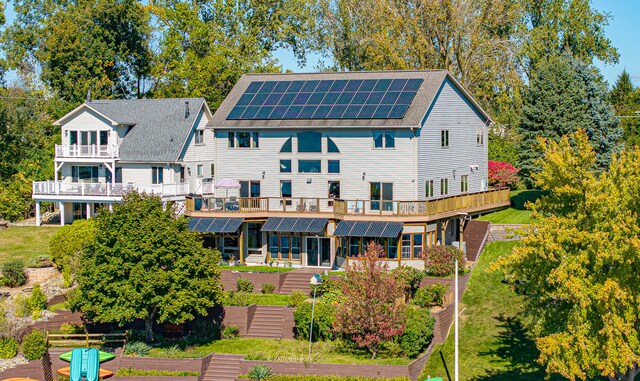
[186, 70, 510, 269]
[32, 97, 214, 225]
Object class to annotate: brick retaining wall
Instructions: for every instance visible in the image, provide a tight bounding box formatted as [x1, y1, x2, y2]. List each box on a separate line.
[239, 359, 412, 379]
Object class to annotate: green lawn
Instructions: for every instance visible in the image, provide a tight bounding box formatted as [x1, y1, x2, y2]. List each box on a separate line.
[0, 226, 60, 266]
[149, 337, 411, 365]
[228, 293, 291, 306]
[476, 190, 543, 224]
[220, 265, 297, 273]
[421, 241, 564, 381]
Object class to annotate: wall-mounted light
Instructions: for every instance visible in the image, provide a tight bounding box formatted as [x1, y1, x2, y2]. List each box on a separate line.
[187, 167, 191, 176]
[262, 171, 266, 179]
[307, 178, 312, 184]
[452, 169, 457, 178]
[362, 172, 366, 181]
[64, 130, 68, 137]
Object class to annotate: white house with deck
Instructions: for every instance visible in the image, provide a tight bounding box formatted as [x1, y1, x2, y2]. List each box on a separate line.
[33, 97, 215, 225]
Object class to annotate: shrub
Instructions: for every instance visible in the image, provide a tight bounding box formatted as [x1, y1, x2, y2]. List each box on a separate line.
[293, 302, 335, 341]
[261, 283, 275, 294]
[226, 291, 250, 307]
[161, 344, 182, 357]
[49, 219, 97, 287]
[28, 256, 53, 268]
[0, 338, 18, 359]
[412, 283, 449, 308]
[0, 276, 7, 287]
[117, 368, 199, 377]
[2, 260, 26, 287]
[420, 245, 466, 277]
[28, 285, 47, 319]
[14, 294, 30, 318]
[398, 306, 435, 358]
[488, 160, 520, 188]
[124, 341, 151, 356]
[21, 330, 47, 360]
[391, 266, 425, 299]
[248, 365, 273, 381]
[236, 277, 254, 293]
[59, 323, 84, 335]
[222, 325, 240, 339]
[288, 290, 308, 307]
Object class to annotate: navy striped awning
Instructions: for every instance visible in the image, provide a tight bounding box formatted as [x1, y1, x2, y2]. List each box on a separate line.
[261, 217, 328, 233]
[333, 221, 403, 238]
[188, 217, 244, 233]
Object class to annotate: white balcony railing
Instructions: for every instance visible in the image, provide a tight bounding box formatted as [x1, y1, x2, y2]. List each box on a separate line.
[32, 181, 190, 198]
[55, 144, 120, 159]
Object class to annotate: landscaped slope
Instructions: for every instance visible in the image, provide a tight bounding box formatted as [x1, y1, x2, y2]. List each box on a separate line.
[476, 190, 542, 224]
[421, 241, 564, 381]
[0, 226, 59, 265]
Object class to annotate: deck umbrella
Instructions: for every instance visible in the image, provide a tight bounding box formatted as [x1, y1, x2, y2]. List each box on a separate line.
[215, 178, 241, 197]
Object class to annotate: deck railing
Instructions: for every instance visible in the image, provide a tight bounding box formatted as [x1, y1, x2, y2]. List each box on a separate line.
[33, 181, 190, 197]
[187, 188, 511, 216]
[55, 144, 120, 159]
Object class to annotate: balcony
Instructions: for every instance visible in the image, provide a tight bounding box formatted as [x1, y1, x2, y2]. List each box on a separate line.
[55, 144, 120, 159]
[186, 188, 511, 220]
[33, 181, 190, 198]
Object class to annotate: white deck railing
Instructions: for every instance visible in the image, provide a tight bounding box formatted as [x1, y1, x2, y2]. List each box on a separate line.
[32, 181, 190, 197]
[55, 144, 120, 159]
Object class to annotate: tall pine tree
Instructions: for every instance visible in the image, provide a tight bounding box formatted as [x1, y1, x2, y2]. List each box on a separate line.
[517, 55, 621, 186]
[610, 69, 640, 147]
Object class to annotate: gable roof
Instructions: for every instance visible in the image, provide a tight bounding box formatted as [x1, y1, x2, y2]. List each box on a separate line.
[57, 98, 209, 162]
[210, 70, 492, 129]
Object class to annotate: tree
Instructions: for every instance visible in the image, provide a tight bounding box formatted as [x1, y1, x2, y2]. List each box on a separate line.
[333, 241, 405, 359]
[610, 70, 640, 147]
[493, 131, 640, 381]
[488, 161, 520, 188]
[49, 219, 97, 287]
[71, 192, 223, 342]
[488, 130, 519, 164]
[517, 55, 621, 186]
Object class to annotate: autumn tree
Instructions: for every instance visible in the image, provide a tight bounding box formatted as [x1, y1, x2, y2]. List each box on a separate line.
[517, 55, 621, 186]
[333, 242, 405, 359]
[70, 192, 223, 342]
[493, 130, 640, 381]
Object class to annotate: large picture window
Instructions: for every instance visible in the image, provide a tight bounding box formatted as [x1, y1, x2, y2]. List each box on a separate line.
[269, 234, 301, 260]
[297, 131, 322, 152]
[345, 237, 398, 259]
[370, 182, 393, 211]
[298, 160, 321, 173]
[71, 166, 99, 182]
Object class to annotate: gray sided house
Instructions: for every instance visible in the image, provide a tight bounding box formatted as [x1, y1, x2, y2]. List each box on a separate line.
[186, 70, 510, 269]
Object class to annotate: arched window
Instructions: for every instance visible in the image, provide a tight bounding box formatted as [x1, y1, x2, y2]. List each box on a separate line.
[327, 137, 340, 153]
[280, 137, 292, 153]
[297, 131, 321, 152]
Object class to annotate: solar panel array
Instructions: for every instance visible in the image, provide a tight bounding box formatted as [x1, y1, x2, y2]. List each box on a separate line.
[261, 217, 328, 233]
[333, 221, 403, 238]
[227, 78, 424, 120]
[188, 217, 244, 233]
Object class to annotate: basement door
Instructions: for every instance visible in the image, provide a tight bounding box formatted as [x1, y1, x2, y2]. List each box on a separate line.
[306, 237, 331, 267]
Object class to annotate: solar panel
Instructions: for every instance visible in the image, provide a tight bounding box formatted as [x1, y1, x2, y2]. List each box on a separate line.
[227, 78, 423, 120]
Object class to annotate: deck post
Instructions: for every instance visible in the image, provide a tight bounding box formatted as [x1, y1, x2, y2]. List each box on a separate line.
[86, 203, 91, 220]
[59, 202, 65, 226]
[35, 201, 41, 226]
[239, 223, 245, 264]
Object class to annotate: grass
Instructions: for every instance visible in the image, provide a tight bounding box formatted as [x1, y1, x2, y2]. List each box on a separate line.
[116, 368, 199, 377]
[476, 190, 543, 224]
[0, 226, 59, 266]
[48, 301, 70, 312]
[220, 265, 297, 273]
[420, 241, 564, 381]
[224, 293, 292, 306]
[149, 338, 411, 365]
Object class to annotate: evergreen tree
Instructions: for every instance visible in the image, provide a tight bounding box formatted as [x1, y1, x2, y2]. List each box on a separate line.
[517, 55, 621, 186]
[610, 70, 640, 147]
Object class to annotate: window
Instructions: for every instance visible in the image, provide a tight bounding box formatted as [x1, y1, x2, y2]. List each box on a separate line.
[194, 130, 204, 144]
[280, 137, 292, 153]
[210, 164, 215, 177]
[228, 131, 259, 148]
[476, 130, 484, 145]
[280, 180, 292, 198]
[152, 166, 164, 184]
[370, 182, 393, 211]
[327, 137, 340, 153]
[401, 235, 411, 259]
[401, 233, 424, 259]
[440, 178, 448, 195]
[197, 164, 204, 177]
[247, 223, 263, 255]
[328, 160, 340, 174]
[240, 181, 261, 197]
[69, 130, 78, 145]
[413, 234, 423, 259]
[280, 159, 292, 173]
[426, 180, 434, 198]
[461, 175, 469, 193]
[100, 131, 108, 145]
[298, 160, 321, 173]
[441, 130, 449, 147]
[71, 166, 99, 182]
[269, 234, 301, 260]
[328, 181, 341, 199]
[297, 131, 322, 152]
[373, 131, 395, 148]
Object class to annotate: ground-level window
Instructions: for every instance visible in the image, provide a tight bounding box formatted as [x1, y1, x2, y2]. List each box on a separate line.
[344, 237, 398, 259]
[440, 178, 448, 196]
[240, 181, 260, 197]
[151, 166, 163, 184]
[269, 234, 301, 260]
[461, 175, 468, 193]
[72, 203, 87, 220]
[401, 233, 425, 259]
[426, 180, 434, 198]
[247, 223, 263, 256]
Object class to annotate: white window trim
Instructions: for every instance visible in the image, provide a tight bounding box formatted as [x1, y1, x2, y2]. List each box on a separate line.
[194, 129, 205, 145]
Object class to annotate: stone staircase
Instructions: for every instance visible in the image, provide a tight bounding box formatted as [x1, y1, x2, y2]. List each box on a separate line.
[279, 269, 319, 294]
[244, 253, 266, 265]
[246, 306, 286, 338]
[463, 220, 491, 261]
[201, 354, 243, 381]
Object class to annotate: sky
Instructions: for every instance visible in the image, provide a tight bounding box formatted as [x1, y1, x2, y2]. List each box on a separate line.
[3, 0, 639, 87]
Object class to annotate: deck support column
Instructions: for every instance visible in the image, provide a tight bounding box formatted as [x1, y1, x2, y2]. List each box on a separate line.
[239, 224, 245, 264]
[86, 202, 91, 220]
[35, 201, 41, 226]
[59, 202, 65, 226]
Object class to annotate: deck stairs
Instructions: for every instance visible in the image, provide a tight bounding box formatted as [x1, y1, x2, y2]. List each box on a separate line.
[245, 306, 286, 339]
[463, 220, 491, 261]
[279, 269, 319, 294]
[201, 354, 243, 381]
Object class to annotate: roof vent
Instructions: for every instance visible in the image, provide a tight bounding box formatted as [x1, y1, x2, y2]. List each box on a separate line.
[86, 90, 92, 103]
[185, 101, 190, 119]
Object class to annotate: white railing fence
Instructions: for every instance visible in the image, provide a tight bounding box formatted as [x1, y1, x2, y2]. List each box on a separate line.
[32, 181, 190, 197]
[55, 144, 120, 159]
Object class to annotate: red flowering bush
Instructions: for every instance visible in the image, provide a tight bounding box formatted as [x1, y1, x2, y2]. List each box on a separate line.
[488, 161, 519, 188]
[420, 245, 466, 277]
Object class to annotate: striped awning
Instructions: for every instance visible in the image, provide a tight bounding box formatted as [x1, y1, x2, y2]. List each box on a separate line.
[261, 217, 328, 233]
[188, 217, 244, 233]
[333, 221, 403, 238]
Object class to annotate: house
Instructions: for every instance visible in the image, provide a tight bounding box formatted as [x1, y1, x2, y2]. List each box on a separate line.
[32, 97, 215, 225]
[186, 70, 510, 269]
